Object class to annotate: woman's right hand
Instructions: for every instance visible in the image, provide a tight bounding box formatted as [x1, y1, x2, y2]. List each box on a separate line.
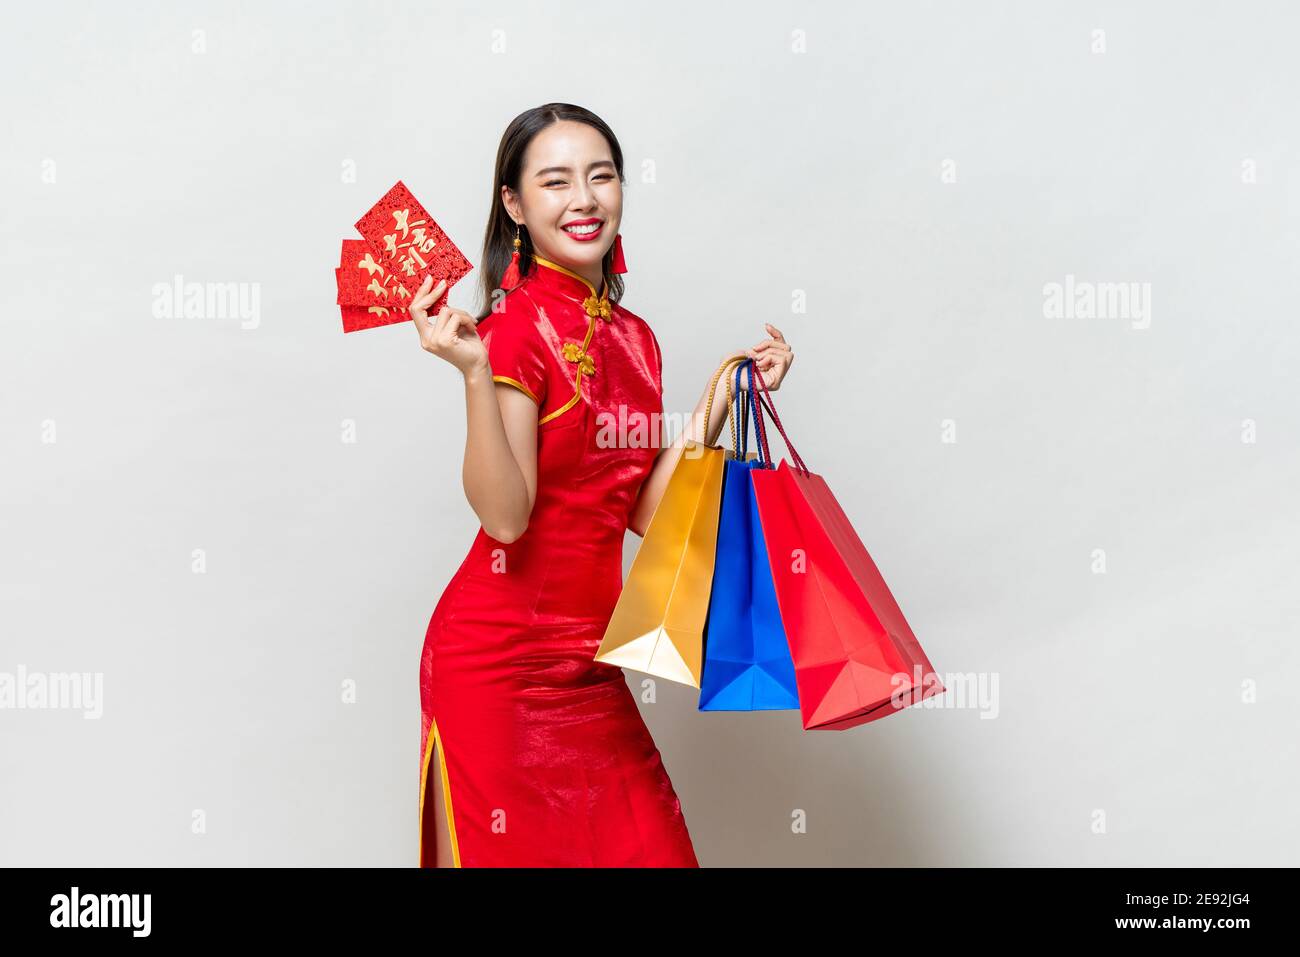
[409, 275, 490, 378]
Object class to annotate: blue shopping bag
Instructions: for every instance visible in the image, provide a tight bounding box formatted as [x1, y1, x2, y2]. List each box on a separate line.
[698, 360, 800, 711]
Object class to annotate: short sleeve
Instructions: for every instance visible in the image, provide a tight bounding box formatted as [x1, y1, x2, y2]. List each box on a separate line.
[480, 308, 547, 406]
[647, 325, 663, 394]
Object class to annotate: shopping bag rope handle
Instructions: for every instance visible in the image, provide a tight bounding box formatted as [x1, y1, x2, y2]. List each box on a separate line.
[724, 358, 746, 457]
[704, 354, 751, 448]
[755, 387, 774, 461]
[739, 364, 751, 457]
[729, 358, 769, 465]
[743, 359, 771, 467]
[751, 354, 809, 474]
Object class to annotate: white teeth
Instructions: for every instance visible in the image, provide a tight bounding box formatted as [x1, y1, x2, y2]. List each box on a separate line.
[564, 222, 601, 235]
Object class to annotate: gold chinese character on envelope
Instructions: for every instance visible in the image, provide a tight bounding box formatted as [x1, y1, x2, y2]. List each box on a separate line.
[336, 180, 473, 334]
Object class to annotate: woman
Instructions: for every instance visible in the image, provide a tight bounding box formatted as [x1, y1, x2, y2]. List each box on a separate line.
[411, 103, 793, 867]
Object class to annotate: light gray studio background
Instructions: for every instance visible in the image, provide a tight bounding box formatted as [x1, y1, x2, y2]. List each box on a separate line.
[2, 1, 1297, 867]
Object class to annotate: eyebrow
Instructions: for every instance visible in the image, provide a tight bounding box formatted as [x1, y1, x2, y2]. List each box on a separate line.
[533, 161, 616, 178]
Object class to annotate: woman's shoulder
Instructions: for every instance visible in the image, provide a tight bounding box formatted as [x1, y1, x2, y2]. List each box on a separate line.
[477, 287, 554, 403]
[475, 285, 550, 337]
[612, 299, 655, 337]
[611, 300, 663, 378]
[613, 300, 661, 351]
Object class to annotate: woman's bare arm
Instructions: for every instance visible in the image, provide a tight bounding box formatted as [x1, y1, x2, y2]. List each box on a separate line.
[461, 367, 538, 543]
[409, 275, 540, 544]
[626, 354, 743, 538]
[627, 324, 795, 538]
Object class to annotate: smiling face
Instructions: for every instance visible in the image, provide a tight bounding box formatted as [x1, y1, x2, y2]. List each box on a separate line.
[502, 120, 623, 291]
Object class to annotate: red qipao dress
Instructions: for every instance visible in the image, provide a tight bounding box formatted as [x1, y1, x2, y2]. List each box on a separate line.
[417, 254, 699, 867]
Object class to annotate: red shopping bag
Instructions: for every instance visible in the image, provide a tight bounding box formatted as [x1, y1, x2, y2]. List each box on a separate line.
[748, 367, 944, 730]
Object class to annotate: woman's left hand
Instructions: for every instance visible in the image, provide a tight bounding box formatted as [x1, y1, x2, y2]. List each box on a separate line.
[743, 323, 793, 391]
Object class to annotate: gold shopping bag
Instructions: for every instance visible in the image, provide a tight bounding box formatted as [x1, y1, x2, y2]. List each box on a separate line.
[594, 355, 750, 687]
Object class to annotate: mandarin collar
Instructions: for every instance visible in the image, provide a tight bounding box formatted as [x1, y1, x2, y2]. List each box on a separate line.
[527, 254, 614, 322]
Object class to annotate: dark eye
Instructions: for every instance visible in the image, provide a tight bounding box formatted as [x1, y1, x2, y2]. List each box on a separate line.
[594, 173, 615, 181]
[543, 179, 565, 187]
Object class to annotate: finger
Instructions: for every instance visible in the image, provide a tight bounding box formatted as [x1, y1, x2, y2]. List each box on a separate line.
[433, 311, 455, 339]
[416, 278, 447, 308]
[764, 323, 786, 341]
[414, 315, 434, 350]
[431, 307, 454, 338]
[410, 279, 447, 312]
[756, 360, 783, 389]
[448, 311, 480, 340]
[410, 275, 434, 308]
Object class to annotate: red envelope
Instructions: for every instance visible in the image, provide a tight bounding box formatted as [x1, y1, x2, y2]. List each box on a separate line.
[353, 180, 472, 300]
[336, 239, 413, 332]
[336, 240, 396, 305]
[340, 304, 403, 333]
[337, 268, 392, 308]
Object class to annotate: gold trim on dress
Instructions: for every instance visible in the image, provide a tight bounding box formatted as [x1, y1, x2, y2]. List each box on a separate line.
[531, 254, 613, 321]
[518, 255, 609, 428]
[418, 715, 462, 867]
[491, 375, 540, 404]
[540, 311, 597, 426]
